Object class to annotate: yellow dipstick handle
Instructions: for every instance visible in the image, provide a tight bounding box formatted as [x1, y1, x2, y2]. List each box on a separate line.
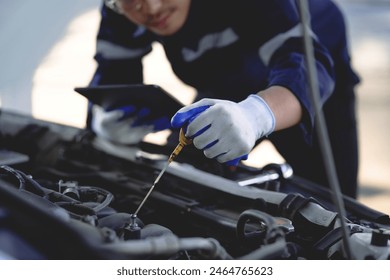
[168, 128, 192, 163]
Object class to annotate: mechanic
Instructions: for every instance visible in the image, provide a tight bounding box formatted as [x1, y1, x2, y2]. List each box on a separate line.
[88, 0, 360, 198]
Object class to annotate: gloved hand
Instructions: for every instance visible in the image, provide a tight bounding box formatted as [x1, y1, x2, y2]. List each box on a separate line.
[91, 104, 171, 145]
[171, 94, 275, 165]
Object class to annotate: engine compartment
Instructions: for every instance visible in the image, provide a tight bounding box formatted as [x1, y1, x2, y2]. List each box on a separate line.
[0, 110, 389, 260]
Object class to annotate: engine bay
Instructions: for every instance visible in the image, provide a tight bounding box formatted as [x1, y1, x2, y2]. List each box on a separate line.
[0, 110, 389, 260]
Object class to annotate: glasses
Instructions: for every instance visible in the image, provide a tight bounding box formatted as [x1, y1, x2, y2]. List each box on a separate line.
[105, 0, 143, 14]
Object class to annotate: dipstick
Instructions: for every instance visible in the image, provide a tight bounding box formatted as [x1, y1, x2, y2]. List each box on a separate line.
[133, 129, 191, 216]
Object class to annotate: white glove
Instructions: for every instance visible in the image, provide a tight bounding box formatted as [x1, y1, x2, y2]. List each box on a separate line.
[171, 95, 275, 164]
[91, 105, 170, 145]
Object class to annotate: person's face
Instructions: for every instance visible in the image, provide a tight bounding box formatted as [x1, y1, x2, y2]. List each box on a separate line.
[118, 0, 191, 36]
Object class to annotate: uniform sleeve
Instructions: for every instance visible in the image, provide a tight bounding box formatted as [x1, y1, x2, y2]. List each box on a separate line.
[266, 34, 335, 141]
[234, 0, 336, 142]
[90, 2, 156, 85]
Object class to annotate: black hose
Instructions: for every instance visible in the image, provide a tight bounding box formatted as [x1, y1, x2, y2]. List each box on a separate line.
[237, 209, 287, 259]
[237, 209, 285, 245]
[0, 165, 46, 196]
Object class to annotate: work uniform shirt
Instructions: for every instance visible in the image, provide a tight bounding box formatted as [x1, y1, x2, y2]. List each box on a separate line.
[91, 0, 359, 143]
[91, 0, 361, 197]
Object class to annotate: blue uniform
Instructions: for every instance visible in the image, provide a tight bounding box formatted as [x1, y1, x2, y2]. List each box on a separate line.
[90, 0, 360, 197]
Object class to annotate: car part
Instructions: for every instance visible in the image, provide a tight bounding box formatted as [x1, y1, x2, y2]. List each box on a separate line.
[0, 110, 389, 260]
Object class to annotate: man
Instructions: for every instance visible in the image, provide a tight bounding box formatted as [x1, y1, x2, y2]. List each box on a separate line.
[89, 0, 360, 197]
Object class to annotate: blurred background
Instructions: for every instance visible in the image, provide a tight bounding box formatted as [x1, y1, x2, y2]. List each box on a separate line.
[0, 0, 389, 213]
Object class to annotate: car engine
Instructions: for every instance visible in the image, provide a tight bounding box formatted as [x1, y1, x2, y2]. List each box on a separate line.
[0, 110, 389, 260]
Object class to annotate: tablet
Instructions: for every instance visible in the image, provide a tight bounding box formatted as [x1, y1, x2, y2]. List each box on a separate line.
[74, 84, 184, 118]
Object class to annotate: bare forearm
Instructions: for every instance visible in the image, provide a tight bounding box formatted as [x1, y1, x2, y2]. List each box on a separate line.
[257, 86, 302, 131]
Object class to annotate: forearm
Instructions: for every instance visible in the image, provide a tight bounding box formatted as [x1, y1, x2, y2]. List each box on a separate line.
[257, 86, 302, 131]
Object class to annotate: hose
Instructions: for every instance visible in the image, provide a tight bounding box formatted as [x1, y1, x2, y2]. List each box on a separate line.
[100, 234, 233, 259]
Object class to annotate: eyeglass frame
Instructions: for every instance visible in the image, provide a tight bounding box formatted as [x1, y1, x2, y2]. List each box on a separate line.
[104, 0, 143, 14]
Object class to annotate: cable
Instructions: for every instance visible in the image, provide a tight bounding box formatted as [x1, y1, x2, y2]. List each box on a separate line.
[0, 165, 46, 196]
[297, 0, 352, 259]
[79, 186, 114, 213]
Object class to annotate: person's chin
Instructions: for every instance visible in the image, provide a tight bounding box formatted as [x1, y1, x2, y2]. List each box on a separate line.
[151, 25, 177, 36]
[150, 21, 178, 36]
